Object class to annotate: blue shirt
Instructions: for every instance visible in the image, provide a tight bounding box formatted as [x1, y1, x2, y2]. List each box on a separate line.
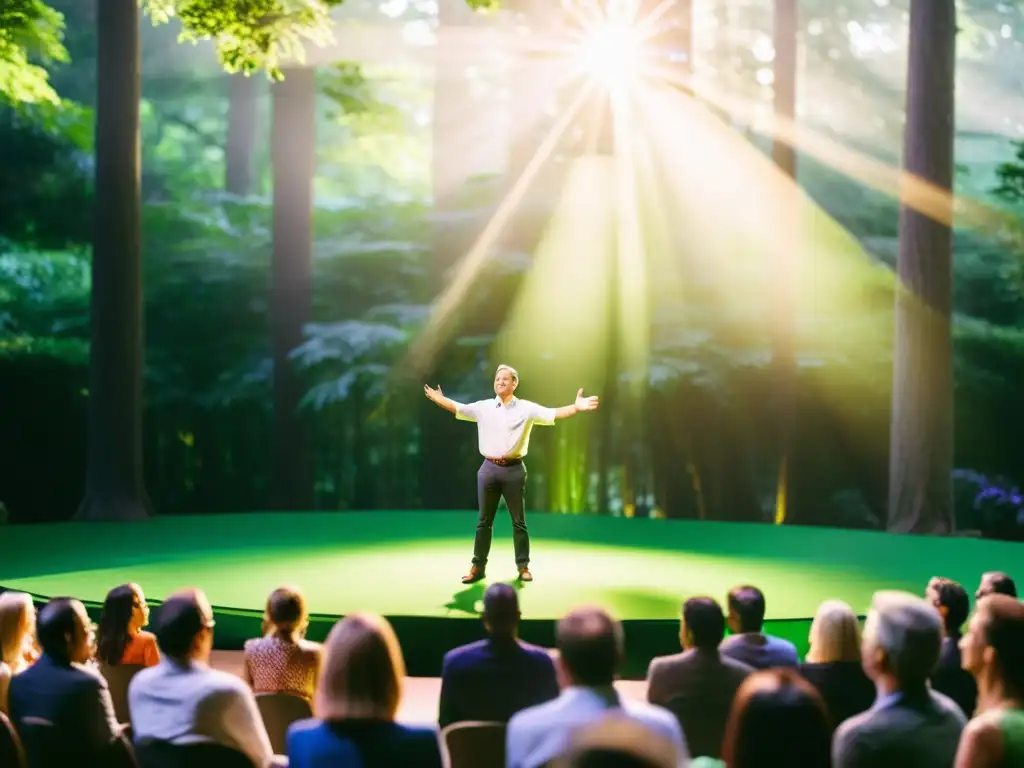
[287, 719, 442, 768]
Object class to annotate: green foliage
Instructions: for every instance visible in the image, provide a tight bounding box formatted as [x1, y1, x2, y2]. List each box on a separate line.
[994, 140, 1024, 205]
[0, 0, 69, 106]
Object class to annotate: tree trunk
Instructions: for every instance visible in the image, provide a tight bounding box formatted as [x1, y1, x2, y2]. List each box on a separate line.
[270, 67, 316, 511]
[77, 0, 150, 521]
[888, 0, 957, 534]
[225, 74, 260, 195]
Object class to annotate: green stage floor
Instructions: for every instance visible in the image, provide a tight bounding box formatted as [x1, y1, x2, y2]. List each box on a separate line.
[1, 511, 1019, 676]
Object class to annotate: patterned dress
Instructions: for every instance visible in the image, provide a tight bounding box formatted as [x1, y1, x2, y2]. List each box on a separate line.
[243, 635, 321, 701]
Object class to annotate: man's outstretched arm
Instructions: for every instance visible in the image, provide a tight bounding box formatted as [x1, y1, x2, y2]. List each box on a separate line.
[424, 384, 461, 415]
[553, 388, 599, 421]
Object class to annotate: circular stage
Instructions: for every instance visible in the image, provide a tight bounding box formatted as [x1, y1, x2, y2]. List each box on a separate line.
[1, 511, 1018, 676]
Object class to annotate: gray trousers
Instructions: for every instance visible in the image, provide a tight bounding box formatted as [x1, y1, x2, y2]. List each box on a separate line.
[472, 459, 528, 568]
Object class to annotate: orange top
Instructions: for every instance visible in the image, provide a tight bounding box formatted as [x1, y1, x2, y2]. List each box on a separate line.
[121, 630, 160, 667]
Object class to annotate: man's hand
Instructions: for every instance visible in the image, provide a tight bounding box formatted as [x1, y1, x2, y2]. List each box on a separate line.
[575, 388, 599, 412]
[424, 384, 443, 403]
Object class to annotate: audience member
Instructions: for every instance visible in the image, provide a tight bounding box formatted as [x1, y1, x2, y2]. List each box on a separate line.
[128, 588, 279, 767]
[287, 613, 442, 768]
[244, 585, 321, 702]
[439, 582, 558, 727]
[976, 572, 1017, 601]
[553, 715, 679, 768]
[507, 606, 687, 768]
[0, 591, 36, 715]
[927, 577, 977, 717]
[955, 595, 1024, 767]
[97, 583, 160, 667]
[646, 596, 753, 758]
[832, 591, 965, 768]
[719, 585, 799, 670]
[717, 669, 832, 768]
[8, 597, 121, 762]
[799, 600, 876, 728]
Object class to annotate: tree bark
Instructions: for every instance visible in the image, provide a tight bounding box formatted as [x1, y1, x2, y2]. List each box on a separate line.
[225, 74, 260, 195]
[77, 0, 150, 521]
[270, 67, 316, 510]
[888, 0, 957, 534]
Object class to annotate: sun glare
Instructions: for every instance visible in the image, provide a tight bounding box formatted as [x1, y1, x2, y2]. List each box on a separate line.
[578, 21, 643, 88]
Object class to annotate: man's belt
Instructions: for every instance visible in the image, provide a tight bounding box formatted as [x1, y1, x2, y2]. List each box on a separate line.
[487, 457, 523, 466]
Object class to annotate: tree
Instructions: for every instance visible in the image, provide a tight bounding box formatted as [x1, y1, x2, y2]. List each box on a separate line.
[0, 0, 68, 105]
[888, 0, 957, 534]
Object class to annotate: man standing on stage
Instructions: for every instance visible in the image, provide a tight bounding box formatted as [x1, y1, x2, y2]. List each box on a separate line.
[424, 364, 599, 584]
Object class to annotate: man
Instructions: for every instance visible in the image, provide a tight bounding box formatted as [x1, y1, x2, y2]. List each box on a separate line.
[128, 588, 280, 767]
[832, 591, 965, 768]
[439, 582, 559, 727]
[719, 585, 799, 670]
[646, 596, 753, 758]
[506, 606, 687, 768]
[976, 571, 1017, 601]
[8, 597, 122, 764]
[424, 364, 598, 583]
[926, 577, 977, 717]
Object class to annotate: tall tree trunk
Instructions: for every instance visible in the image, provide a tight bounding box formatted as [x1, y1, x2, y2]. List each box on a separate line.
[888, 0, 957, 534]
[225, 74, 260, 195]
[270, 67, 316, 511]
[77, 0, 150, 521]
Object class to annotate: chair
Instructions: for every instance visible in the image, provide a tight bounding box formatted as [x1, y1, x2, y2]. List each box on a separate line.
[255, 691, 313, 753]
[133, 740, 255, 768]
[0, 711, 27, 768]
[666, 689, 737, 759]
[16, 716, 137, 768]
[442, 721, 506, 768]
[99, 662, 146, 724]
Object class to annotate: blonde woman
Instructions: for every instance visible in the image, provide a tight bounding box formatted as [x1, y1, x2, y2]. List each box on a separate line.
[244, 586, 320, 701]
[798, 600, 875, 728]
[0, 591, 37, 714]
[286, 613, 442, 767]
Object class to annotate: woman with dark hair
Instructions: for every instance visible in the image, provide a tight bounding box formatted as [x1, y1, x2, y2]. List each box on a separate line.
[96, 583, 159, 666]
[244, 586, 321, 701]
[713, 668, 831, 768]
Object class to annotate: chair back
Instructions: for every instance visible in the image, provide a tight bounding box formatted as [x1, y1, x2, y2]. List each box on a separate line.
[255, 692, 312, 754]
[99, 662, 146, 724]
[0, 711, 27, 768]
[442, 721, 506, 768]
[666, 689, 736, 759]
[134, 740, 255, 768]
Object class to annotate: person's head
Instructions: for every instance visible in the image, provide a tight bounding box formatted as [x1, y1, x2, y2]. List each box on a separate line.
[554, 716, 678, 768]
[97, 583, 149, 665]
[262, 586, 307, 638]
[960, 594, 1024, 699]
[807, 600, 861, 663]
[36, 597, 94, 665]
[681, 597, 726, 652]
[152, 588, 216, 663]
[0, 591, 36, 666]
[482, 583, 521, 640]
[315, 613, 405, 721]
[861, 591, 941, 691]
[926, 577, 970, 637]
[976, 572, 1017, 601]
[727, 585, 766, 634]
[493, 364, 519, 400]
[721, 669, 831, 768]
[556, 607, 623, 688]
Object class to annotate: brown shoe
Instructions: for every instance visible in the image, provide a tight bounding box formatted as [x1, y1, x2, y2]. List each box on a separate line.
[518, 568, 533, 582]
[462, 566, 485, 584]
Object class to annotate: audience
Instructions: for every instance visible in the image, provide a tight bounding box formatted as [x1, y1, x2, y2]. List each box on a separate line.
[798, 599, 876, 728]
[955, 594, 1024, 767]
[287, 612, 442, 767]
[646, 596, 753, 758]
[719, 585, 799, 670]
[8, 597, 121, 763]
[128, 588, 280, 767]
[832, 591, 966, 768]
[507, 606, 687, 768]
[715, 668, 832, 768]
[97, 582, 160, 667]
[244, 585, 321, 702]
[976, 572, 1017, 600]
[0, 591, 36, 715]
[927, 577, 977, 717]
[439, 582, 559, 728]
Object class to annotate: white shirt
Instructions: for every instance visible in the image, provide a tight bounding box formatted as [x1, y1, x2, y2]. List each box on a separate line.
[455, 396, 557, 459]
[128, 658, 275, 767]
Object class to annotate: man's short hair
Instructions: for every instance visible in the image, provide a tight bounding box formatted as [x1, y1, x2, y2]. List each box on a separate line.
[728, 586, 766, 633]
[683, 597, 726, 650]
[927, 577, 969, 634]
[863, 591, 942, 686]
[557, 607, 623, 687]
[483, 583, 520, 635]
[495, 364, 519, 383]
[154, 589, 213, 658]
[36, 597, 80, 660]
[980, 572, 1017, 599]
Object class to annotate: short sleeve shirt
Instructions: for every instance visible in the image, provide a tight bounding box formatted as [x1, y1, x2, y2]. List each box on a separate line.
[455, 397, 556, 459]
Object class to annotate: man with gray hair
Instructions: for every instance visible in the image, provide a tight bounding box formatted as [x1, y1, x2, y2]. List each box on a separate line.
[832, 591, 965, 768]
[425, 364, 598, 583]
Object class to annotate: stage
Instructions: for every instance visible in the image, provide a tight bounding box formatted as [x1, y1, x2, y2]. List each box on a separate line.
[1, 511, 1018, 677]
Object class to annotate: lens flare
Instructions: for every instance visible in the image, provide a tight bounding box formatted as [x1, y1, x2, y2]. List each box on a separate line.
[578, 21, 643, 88]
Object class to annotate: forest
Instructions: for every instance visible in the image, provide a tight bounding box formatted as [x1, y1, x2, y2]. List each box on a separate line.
[2, 0, 1024, 540]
